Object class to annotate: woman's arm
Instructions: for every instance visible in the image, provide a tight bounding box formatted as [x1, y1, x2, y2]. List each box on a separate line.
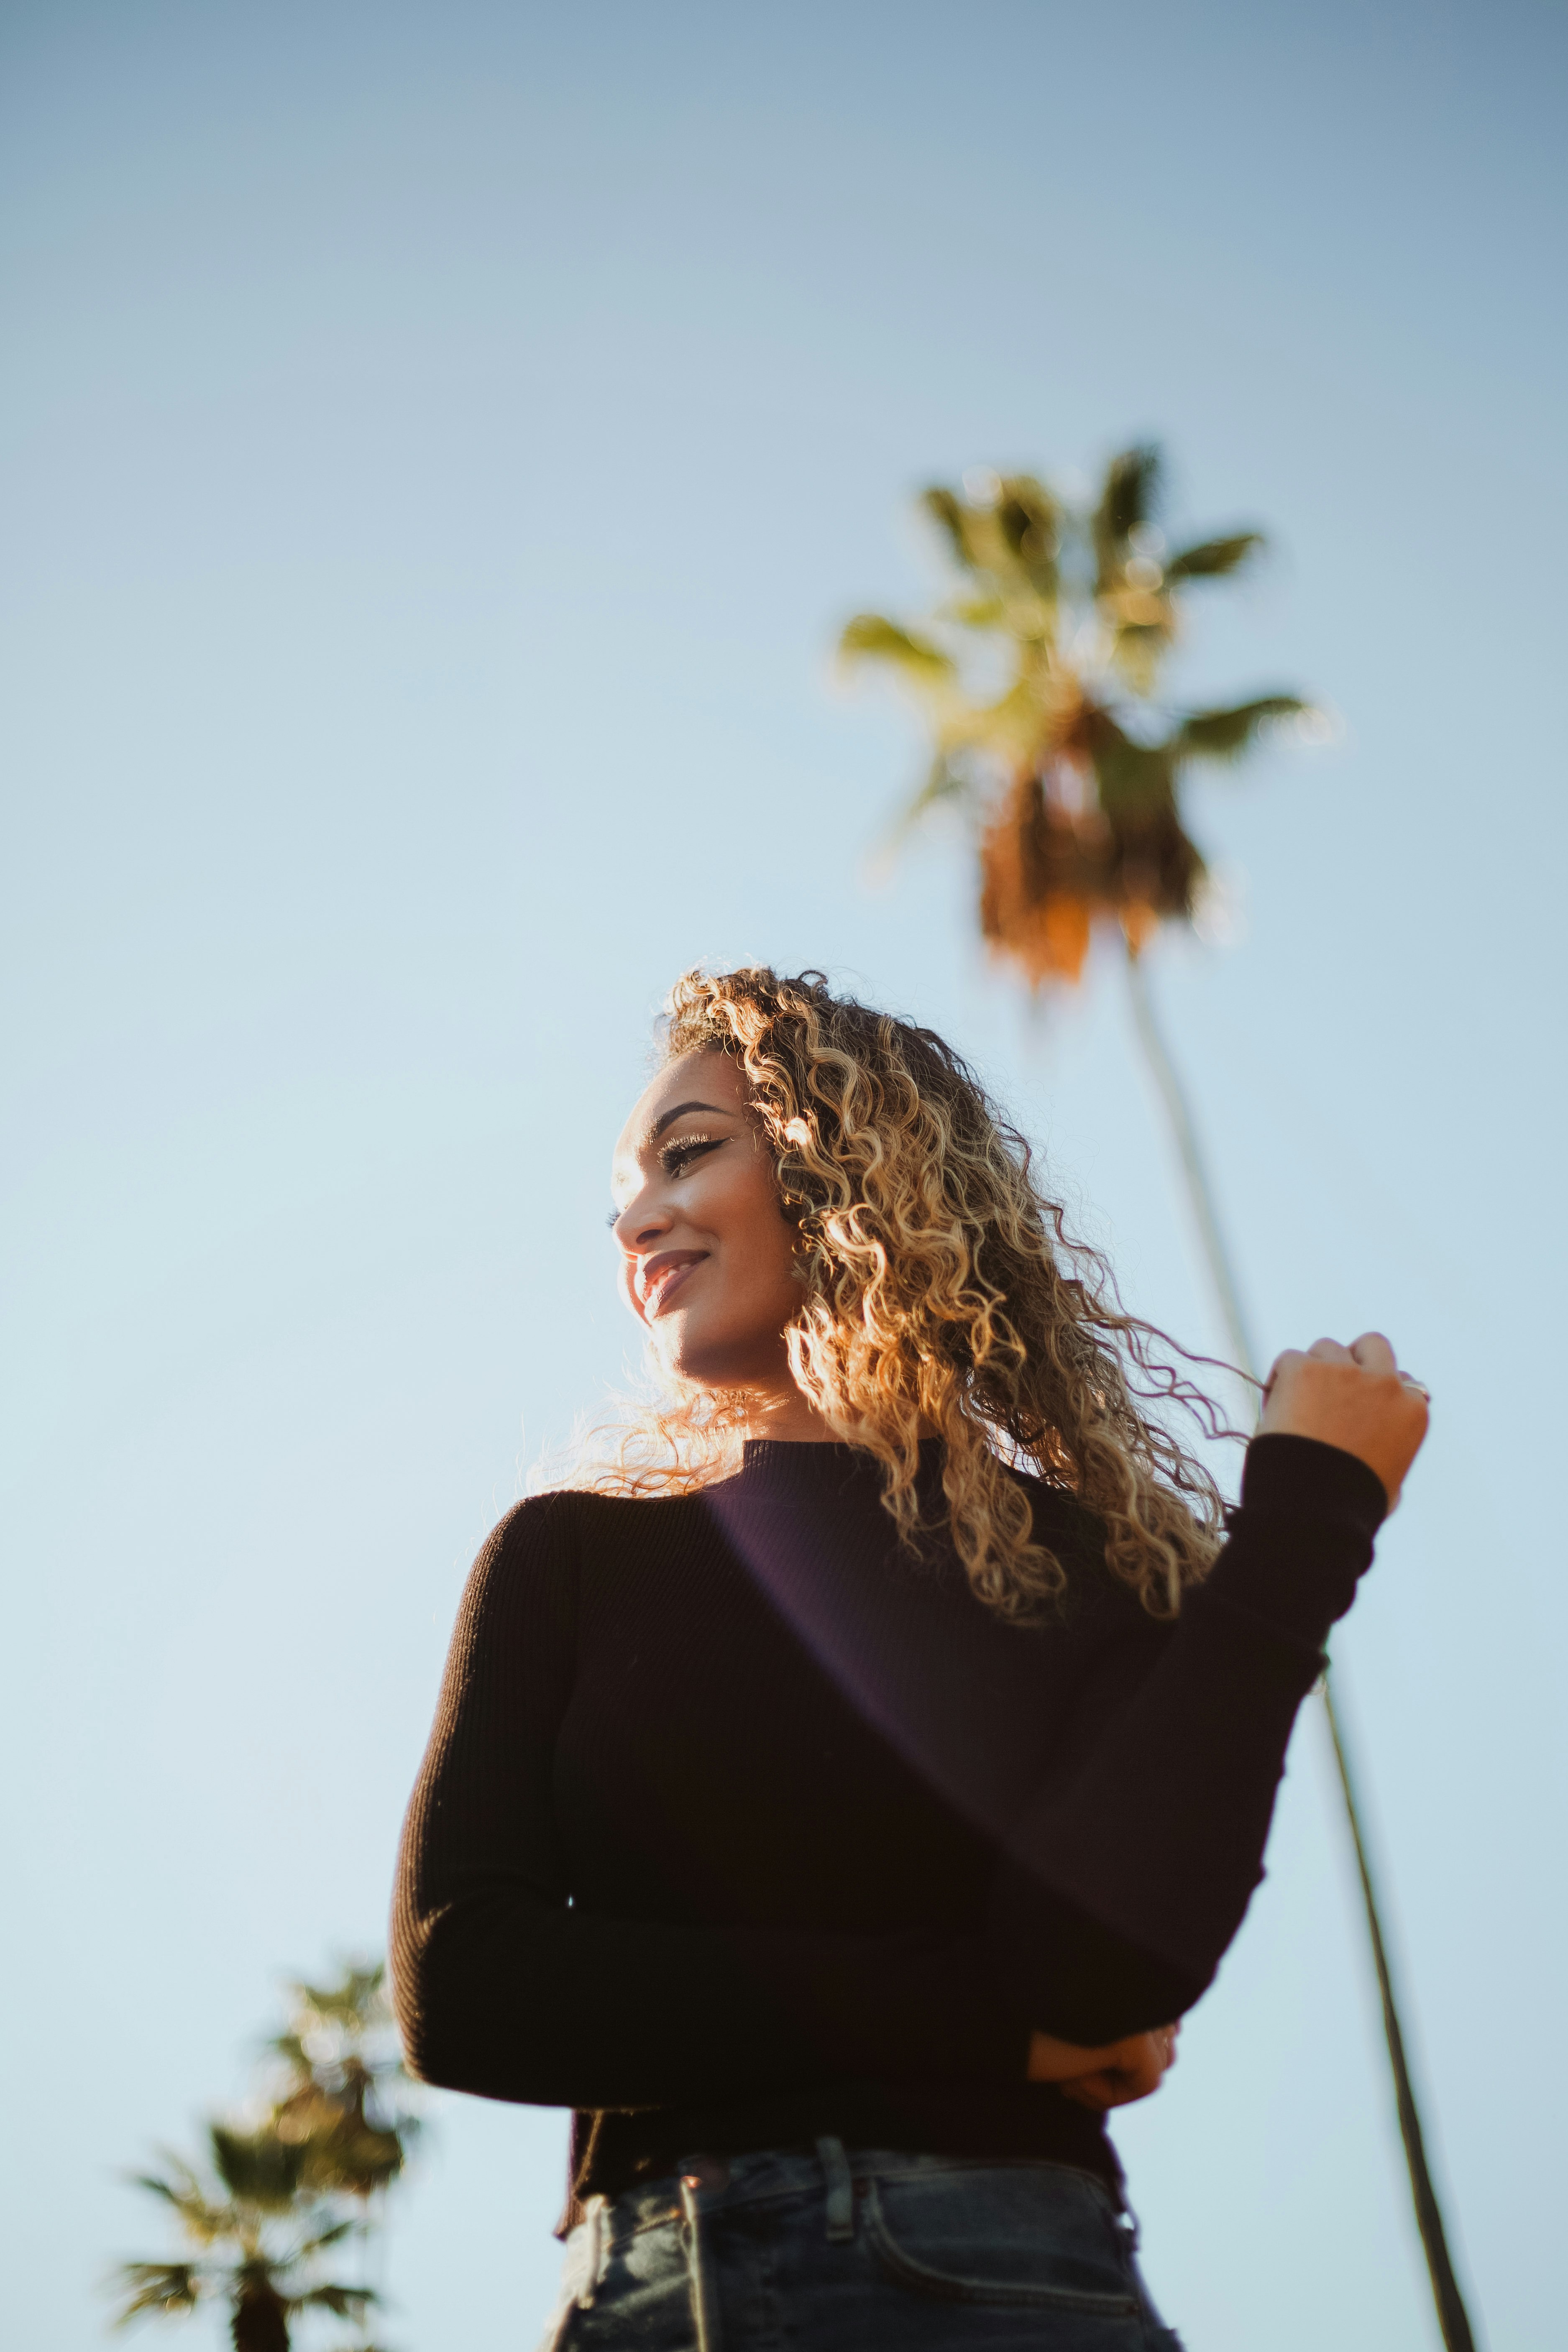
[987, 1332, 1428, 2044]
[986, 1427, 1396, 2044]
[391, 1494, 1035, 2109]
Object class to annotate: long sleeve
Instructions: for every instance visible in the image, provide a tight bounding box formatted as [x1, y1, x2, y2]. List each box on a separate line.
[391, 1494, 1031, 2109]
[986, 1434, 1387, 2042]
[394, 1435, 1387, 2127]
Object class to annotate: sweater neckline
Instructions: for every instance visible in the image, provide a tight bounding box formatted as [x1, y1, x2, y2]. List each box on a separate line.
[735, 1436, 944, 1487]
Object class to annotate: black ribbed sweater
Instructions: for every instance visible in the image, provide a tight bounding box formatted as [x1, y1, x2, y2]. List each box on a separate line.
[391, 1433, 1386, 2217]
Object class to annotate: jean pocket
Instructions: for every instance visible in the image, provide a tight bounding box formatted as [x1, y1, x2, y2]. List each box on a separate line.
[863, 2163, 1141, 2314]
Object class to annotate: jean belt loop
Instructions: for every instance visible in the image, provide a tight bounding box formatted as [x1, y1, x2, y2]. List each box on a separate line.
[679, 2172, 723, 2352]
[815, 2135, 855, 2243]
[576, 2195, 606, 2309]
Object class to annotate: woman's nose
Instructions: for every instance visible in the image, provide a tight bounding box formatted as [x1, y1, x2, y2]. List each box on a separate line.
[614, 1189, 672, 1247]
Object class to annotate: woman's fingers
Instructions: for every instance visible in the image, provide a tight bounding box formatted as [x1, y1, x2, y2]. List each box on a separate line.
[1261, 1346, 1302, 1401]
[1258, 1332, 1430, 1511]
[1262, 1340, 1357, 1398]
[1024, 2028, 1121, 2083]
[1056, 2027, 1181, 2111]
[1057, 2073, 1119, 2110]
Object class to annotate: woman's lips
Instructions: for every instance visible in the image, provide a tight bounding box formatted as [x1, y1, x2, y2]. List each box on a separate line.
[642, 1254, 708, 1318]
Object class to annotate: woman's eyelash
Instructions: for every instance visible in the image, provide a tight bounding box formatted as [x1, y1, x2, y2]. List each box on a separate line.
[660, 1133, 720, 1174]
[606, 1134, 723, 1227]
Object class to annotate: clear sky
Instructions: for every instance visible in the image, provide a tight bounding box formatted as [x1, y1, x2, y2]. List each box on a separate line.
[3, 3, 1564, 2346]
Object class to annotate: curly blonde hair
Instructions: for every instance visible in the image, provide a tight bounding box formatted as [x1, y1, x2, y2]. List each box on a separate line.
[558, 965, 1233, 1617]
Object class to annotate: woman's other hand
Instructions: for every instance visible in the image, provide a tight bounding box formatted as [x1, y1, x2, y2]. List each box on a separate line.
[1258, 1331, 1430, 1511]
[1026, 2024, 1180, 2110]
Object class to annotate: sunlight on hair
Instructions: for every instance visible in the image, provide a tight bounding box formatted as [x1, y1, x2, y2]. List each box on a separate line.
[540, 967, 1248, 1618]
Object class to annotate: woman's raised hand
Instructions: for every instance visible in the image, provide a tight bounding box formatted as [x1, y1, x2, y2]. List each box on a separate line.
[1025, 2025, 1180, 2110]
[1258, 1331, 1430, 1511]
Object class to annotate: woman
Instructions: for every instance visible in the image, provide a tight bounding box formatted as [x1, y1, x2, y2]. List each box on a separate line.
[392, 966, 1428, 2350]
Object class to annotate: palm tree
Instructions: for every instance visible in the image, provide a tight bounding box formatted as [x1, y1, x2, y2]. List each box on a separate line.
[111, 1961, 417, 2352]
[111, 2124, 377, 2352]
[841, 448, 1479, 2352]
[840, 445, 1308, 987]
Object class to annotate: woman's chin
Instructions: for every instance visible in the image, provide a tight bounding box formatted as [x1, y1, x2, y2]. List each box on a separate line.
[651, 1321, 776, 1396]
[648, 1318, 718, 1388]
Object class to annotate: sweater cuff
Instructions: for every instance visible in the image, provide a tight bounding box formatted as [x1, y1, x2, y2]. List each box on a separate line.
[1240, 1432, 1389, 1535]
[1193, 1433, 1387, 1657]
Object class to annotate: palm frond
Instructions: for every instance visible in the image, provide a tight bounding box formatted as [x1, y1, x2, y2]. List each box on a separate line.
[281, 1963, 386, 2028]
[903, 752, 974, 819]
[1174, 695, 1307, 761]
[943, 593, 1007, 629]
[291, 2118, 408, 2199]
[1093, 445, 1163, 586]
[1075, 706, 1169, 813]
[1164, 532, 1264, 582]
[837, 613, 956, 688]
[1090, 732, 1176, 816]
[293, 2218, 357, 2259]
[291, 2281, 378, 2318]
[921, 485, 984, 573]
[1108, 617, 1176, 696]
[993, 475, 1060, 595]
[126, 2157, 233, 2246]
[128, 2164, 195, 2209]
[110, 2261, 203, 2324]
[266, 1962, 392, 2076]
[210, 2122, 308, 2209]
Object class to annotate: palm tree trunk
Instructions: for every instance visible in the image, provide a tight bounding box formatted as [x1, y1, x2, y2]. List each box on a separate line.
[1123, 947, 1478, 2352]
[231, 2279, 290, 2352]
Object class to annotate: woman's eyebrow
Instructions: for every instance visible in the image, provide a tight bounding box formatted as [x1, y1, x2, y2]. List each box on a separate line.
[643, 1099, 731, 1145]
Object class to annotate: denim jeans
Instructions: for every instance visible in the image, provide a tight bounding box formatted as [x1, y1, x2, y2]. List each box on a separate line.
[537, 2141, 1184, 2350]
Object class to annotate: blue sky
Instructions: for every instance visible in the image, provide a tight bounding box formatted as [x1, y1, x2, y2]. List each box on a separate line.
[3, 4, 1565, 2346]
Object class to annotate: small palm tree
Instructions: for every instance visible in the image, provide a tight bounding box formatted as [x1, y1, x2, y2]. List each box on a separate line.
[112, 2124, 377, 2352]
[839, 444, 1310, 984]
[110, 1962, 416, 2352]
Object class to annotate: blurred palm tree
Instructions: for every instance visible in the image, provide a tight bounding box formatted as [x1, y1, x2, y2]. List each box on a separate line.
[110, 1961, 417, 2352]
[112, 2127, 377, 2352]
[840, 445, 1309, 987]
[841, 448, 1478, 2352]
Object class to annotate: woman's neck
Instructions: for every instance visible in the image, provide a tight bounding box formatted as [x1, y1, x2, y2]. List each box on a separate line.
[737, 1386, 841, 1444]
[731, 1386, 941, 1447]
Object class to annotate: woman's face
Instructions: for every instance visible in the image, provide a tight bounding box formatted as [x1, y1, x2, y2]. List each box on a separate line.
[610, 1048, 802, 1391]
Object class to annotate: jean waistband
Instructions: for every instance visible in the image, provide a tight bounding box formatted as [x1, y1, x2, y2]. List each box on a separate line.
[589, 2142, 1124, 2245]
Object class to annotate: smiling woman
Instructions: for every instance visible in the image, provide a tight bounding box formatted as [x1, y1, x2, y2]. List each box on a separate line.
[391, 966, 1430, 2352]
